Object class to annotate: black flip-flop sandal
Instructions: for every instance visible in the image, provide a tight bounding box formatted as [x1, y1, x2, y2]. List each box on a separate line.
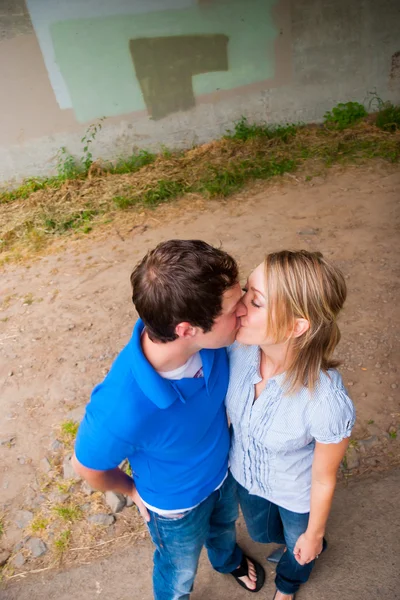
[230, 554, 265, 593]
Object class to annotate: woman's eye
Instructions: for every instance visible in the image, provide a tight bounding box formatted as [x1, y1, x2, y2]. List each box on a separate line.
[251, 300, 261, 308]
[242, 287, 248, 293]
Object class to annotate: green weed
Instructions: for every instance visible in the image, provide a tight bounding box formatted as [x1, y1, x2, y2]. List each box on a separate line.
[81, 118, 105, 172]
[60, 420, 79, 444]
[375, 103, 400, 133]
[56, 147, 81, 180]
[324, 102, 367, 130]
[141, 180, 186, 206]
[42, 208, 98, 233]
[389, 430, 397, 439]
[53, 504, 82, 522]
[30, 515, 49, 532]
[54, 529, 71, 553]
[58, 420, 79, 449]
[198, 157, 296, 198]
[110, 150, 155, 175]
[226, 116, 298, 142]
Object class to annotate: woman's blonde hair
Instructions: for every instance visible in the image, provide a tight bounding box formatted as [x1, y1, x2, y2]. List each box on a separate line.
[264, 250, 347, 392]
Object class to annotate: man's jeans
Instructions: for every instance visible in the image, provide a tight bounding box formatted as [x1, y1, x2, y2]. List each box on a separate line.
[236, 479, 315, 596]
[146, 473, 242, 600]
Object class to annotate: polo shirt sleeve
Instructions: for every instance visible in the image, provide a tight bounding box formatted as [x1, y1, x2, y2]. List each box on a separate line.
[310, 387, 356, 445]
[75, 387, 135, 471]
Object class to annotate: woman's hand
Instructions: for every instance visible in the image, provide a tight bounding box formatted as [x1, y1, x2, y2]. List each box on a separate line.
[293, 532, 323, 565]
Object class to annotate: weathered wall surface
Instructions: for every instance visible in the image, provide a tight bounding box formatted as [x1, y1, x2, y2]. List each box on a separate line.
[0, 0, 399, 184]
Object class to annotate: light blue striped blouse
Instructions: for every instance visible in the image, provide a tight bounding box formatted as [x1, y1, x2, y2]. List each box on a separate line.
[226, 343, 356, 513]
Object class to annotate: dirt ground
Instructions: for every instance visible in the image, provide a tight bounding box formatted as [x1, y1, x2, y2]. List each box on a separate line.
[0, 161, 399, 576]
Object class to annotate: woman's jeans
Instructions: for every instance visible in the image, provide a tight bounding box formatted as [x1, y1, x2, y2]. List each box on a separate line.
[236, 479, 315, 595]
[146, 473, 242, 600]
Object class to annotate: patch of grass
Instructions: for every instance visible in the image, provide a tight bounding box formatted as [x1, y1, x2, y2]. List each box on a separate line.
[61, 420, 79, 438]
[59, 420, 79, 445]
[197, 157, 296, 198]
[389, 430, 397, 439]
[23, 293, 34, 305]
[141, 179, 187, 206]
[367, 419, 375, 425]
[54, 529, 71, 553]
[0, 517, 4, 538]
[56, 147, 81, 180]
[42, 208, 99, 234]
[226, 116, 298, 142]
[0, 176, 64, 204]
[57, 482, 71, 494]
[121, 460, 132, 477]
[375, 102, 400, 133]
[1, 113, 399, 264]
[53, 504, 82, 522]
[113, 195, 140, 210]
[110, 150, 156, 175]
[30, 515, 49, 532]
[324, 102, 367, 130]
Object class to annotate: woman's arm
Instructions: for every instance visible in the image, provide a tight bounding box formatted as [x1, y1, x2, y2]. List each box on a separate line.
[293, 438, 349, 565]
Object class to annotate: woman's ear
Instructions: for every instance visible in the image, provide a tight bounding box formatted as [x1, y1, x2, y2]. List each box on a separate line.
[292, 318, 310, 338]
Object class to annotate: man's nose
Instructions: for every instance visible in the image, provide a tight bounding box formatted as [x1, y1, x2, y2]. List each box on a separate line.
[236, 300, 247, 317]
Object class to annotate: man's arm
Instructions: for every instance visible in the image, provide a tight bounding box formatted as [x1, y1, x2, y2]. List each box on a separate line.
[72, 454, 150, 521]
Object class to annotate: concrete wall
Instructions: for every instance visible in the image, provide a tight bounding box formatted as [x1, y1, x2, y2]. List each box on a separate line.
[1, 0, 399, 184]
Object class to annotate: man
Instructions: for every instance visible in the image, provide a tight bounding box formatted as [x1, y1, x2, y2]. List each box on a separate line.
[73, 240, 265, 599]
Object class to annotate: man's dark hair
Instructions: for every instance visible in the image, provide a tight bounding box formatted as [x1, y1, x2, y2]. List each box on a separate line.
[130, 239, 238, 342]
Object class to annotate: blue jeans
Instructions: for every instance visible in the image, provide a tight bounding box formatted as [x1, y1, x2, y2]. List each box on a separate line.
[147, 473, 242, 600]
[236, 479, 314, 596]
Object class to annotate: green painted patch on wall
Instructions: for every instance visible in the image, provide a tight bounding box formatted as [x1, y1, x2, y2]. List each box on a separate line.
[51, 0, 279, 122]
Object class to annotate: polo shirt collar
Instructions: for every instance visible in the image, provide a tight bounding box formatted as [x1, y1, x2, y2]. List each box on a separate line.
[129, 319, 215, 409]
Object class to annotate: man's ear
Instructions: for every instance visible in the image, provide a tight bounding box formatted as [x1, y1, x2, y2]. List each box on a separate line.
[175, 322, 197, 339]
[292, 318, 310, 339]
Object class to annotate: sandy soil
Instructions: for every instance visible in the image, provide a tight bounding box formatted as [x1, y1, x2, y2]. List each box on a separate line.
[0, 162, 399, 563]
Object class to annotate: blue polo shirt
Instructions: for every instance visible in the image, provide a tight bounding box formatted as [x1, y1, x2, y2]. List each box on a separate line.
[75, 319, 230, 510]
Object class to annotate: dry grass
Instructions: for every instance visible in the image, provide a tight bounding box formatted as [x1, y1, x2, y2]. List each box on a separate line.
[1, 122, 398, 266]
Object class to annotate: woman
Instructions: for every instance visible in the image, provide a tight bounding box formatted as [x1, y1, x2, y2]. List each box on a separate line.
[227, 250, 356, 599]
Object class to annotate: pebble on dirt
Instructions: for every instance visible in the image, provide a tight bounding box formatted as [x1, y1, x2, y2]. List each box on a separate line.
[49, 439, 63, 452]
[0, 550, 11, 567]
[87, 514, 115, 526]
[0, 434, 16, 446]
[81, 481, 95, 495]
[14, 510, 34, 529]
[358, 436, 380, 452]
[26, 537, 48, 558]
[11, 552, 26, 568]
[105, 491, 126, 513]
[346, 447, 360, 470]
[39, 457, 51, 473]
[297, 227, 319, 235]
[63, 453, 77, 480]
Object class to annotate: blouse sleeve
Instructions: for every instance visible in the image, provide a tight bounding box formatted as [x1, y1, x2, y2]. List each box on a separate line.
[310, 386, 356, 444]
